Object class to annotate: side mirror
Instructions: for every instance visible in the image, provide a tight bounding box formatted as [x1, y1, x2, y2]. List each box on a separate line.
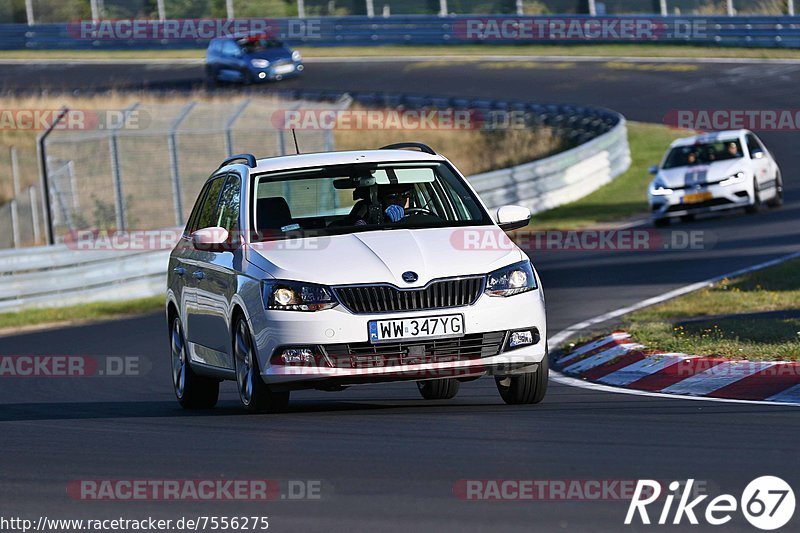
[648, 165, 659, 175]
[752, 150, 765, 160]
[191, 226, 235, 252]
[496, 205, 531, 232]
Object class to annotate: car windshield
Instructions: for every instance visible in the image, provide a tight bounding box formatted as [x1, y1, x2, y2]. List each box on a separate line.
[662, 140, 743, 169]
[251, 161, 492, 241]
[239, 37, 283, 53]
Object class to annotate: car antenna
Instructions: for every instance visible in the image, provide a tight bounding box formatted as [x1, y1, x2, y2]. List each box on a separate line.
[291, 128, 301, 154]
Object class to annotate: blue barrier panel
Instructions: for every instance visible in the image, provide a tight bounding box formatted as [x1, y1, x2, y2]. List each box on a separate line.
[1, 16, 799, 50]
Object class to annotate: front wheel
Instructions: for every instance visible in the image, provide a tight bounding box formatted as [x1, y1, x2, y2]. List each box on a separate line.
[495, 351, 549, 405]
[233, 318, 290, 413]
[767, 174, 784, 208]
[417, 378, 460, 400]
[170, 316, 219, 409]
[746, 180, 762, 214]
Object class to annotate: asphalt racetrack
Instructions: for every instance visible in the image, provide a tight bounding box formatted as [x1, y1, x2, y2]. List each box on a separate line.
[1, 57, 799, 532]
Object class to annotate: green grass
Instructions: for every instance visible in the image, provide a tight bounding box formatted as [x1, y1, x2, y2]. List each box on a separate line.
[0, 296, 163, 331]
[3, 43, 800, 60]
[529, 121, 686, 229]
[619, 259, 800, 360]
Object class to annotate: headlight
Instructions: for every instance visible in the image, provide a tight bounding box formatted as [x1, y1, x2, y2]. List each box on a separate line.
[263, 280, 338, 311]
[251, 59, 270, 68]
[650, 176, 673, 196]
[292, 50, 302, 61]
[719, 171, 746, 187]
[485, 260, 537, 297]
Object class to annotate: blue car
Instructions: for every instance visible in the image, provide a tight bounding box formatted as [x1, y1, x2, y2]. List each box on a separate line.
[205, 34, 304, 85]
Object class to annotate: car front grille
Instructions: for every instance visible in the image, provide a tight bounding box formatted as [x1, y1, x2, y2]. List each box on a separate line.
[333, 276, 484, 314]
[322, 331, 506, 369]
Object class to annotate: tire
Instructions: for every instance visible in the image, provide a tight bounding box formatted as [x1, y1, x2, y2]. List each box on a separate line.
[495, 350, 549, 405]
[746, 180, 762, 214]
[204, 67, 218, 89]
[416, 378, 460, 400]
[653, 217, 670, 227]
[767, 173, 784, 208]
[233, 317, 290, 413]
[170, 315, 219, 409]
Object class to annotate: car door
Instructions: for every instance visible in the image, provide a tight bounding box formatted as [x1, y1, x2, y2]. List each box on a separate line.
[218, 40, 246, 82]
[186, 173, 243, 369]
[745, 133, 771, 189]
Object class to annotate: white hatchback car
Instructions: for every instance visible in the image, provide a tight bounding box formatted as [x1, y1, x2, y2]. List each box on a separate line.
[648, 130, 783, 225]
[166, 143, 548, 412]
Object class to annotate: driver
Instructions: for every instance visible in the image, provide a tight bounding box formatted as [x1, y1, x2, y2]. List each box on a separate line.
[352, 184, 414, 225]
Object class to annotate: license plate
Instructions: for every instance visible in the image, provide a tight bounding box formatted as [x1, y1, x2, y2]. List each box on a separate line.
[368, 314, 464, 344]
[273, 64, 295, 75]
[683, 192, 713, 204]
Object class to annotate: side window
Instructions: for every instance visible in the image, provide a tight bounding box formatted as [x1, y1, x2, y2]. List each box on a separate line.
[746, 134, 764, 157]
[190, 177, 225, 233]
[221, 40, 241, 57]
[216, 175, 241, 232]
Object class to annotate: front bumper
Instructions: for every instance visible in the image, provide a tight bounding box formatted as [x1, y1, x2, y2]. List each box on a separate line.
[249, 289, 547, 386]
[649, 181, 750, 219]
[252, 61, 303, 81]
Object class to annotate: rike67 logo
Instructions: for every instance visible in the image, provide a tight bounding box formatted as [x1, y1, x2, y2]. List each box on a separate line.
[626, 477, 795, 530]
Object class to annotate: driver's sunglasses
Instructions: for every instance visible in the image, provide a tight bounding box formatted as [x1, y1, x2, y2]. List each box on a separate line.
[385, 191, 412, 200]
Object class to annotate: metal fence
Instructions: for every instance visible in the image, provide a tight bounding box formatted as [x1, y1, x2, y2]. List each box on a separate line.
[1, 1, 797, 22]
[0, 96, 344, 248]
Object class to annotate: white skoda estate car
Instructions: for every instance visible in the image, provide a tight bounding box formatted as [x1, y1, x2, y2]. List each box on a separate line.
[166, 143, 547, 412]
[648, 130, 783, 225]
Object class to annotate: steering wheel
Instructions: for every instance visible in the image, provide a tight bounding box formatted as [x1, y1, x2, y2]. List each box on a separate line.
[404, 207, 435, 217]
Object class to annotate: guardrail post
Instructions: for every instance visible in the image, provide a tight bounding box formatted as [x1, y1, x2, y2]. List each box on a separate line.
[30, 186, 40, 244]
[726, 0, 735, 16]
[109, 102, 139, 231]
[157, 0, 165, 20]
[224, 99, 251, 156]
[36, 106, 68, 245]
[587, 0, 597, 16]
[169, 102, 196, 227]
[366, 0, 375, 18]
[516, 0, 523, 15]
[789, 0, 796, 16]
[25, 0, 34, 25]
[10, 199, 20, 249]
[659, 0, 668, 16]
[297, 0, 306, 18]
[10, 146, 20, 197]
[439, 0, 448, 16]
[226, 0, 235, 19]
[90, 0, 100, 21]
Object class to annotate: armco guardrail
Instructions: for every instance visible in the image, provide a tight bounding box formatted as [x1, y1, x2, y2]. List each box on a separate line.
[1, 16, 800, 50]
[0, 92, 630, 312]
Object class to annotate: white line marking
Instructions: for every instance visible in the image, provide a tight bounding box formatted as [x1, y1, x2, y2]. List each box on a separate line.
[550, 372, 800, 407]
[548, 250, 800, 406]
[598, 353, 685, 387]
[661, 361, 776, 396]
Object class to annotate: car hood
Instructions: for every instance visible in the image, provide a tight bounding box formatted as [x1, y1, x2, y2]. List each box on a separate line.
[656, 159, 745, 188]
[246, 226, 525, 287]
[247, 48, 293, 61]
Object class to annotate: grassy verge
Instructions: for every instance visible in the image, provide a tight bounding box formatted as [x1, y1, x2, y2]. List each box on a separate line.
[3, 44, 800, 60]
[618, 259, 800, 361]
[0, 296, 163, 332]
[529, 121, 686, 229]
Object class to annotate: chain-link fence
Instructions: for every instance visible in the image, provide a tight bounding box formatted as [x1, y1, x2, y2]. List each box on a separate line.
[0, 96, 345, 248]
[1, 0, 795, 22]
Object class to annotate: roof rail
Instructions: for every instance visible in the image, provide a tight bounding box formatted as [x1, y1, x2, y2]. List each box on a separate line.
[379, 142, 436, 155]
[218, 153, 257, 170]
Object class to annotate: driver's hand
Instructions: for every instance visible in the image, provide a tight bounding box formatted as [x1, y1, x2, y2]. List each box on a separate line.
[384, 204, 405, 222]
